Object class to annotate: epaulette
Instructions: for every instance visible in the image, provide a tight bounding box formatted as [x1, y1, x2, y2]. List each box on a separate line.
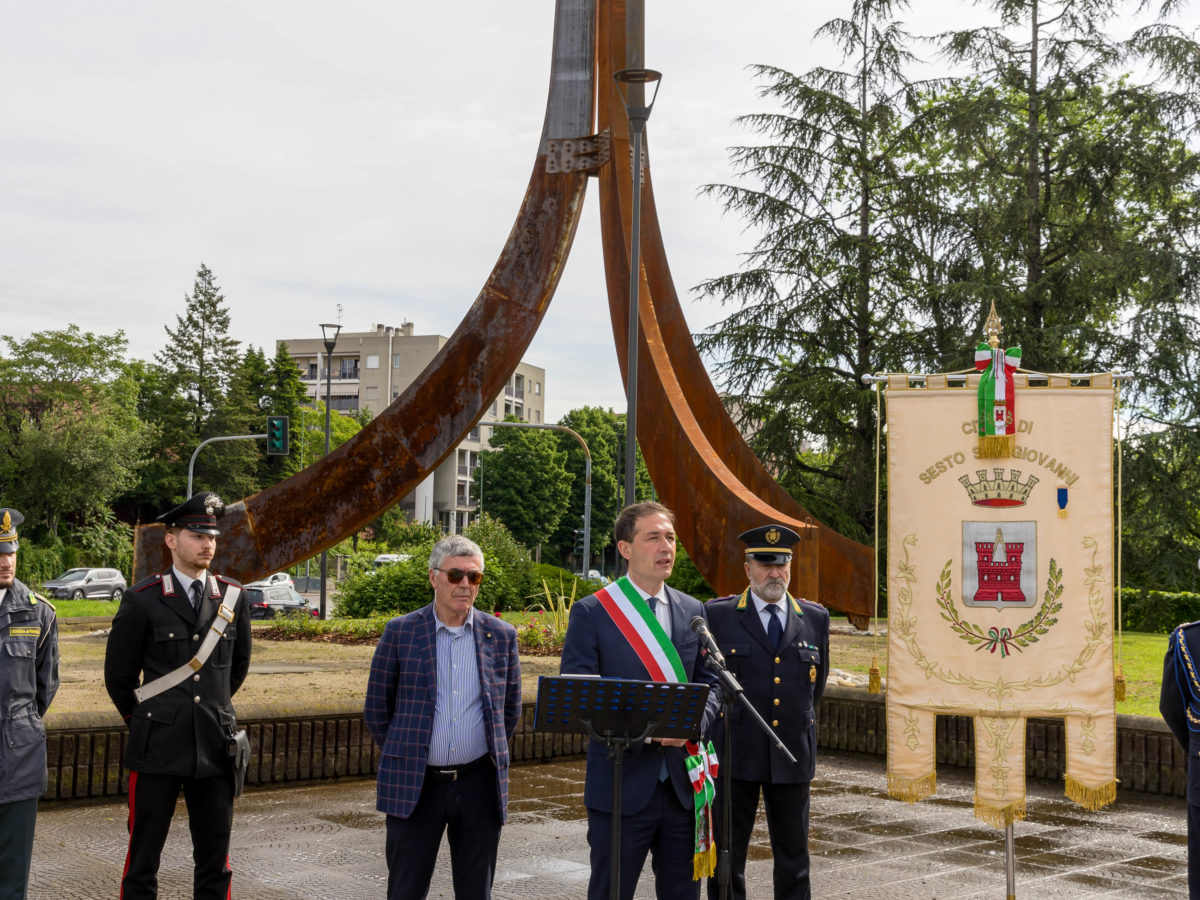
[29, 591, 56, 613]
[215, 574, 242, 587]
[1175, 619, 1200, 634]
[133, 573, 163, 592]
[796, 596, 825, 612]
[707, 594, 737, 604]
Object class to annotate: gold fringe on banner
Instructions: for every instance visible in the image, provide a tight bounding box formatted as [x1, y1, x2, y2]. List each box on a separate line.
[868, 657, 882, 694]
[692, 844, 716, 881]
[1065, 775, 1118, 811]
[888, 771, 936, 803]
[974, 797, 1027, 830]
[977, 433, 1015, 458]
[1114, 665, 1127, 701]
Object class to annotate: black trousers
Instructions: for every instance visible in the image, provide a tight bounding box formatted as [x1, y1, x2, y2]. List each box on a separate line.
[385, 757, 502, 900]
[120, 770, 235, 900]
[0, 798, 37, 900]
[707, 778, 811, 900]
[585, 780, 700, 900]
[1189, 801, 1200, 900]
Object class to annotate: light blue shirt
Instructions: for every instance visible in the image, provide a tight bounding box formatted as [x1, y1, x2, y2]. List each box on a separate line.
[751, 591, 787, 635]
[427, 607, 489, 766]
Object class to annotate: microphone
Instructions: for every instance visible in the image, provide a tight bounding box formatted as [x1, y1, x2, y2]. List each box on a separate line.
[689, 615, 727, 668]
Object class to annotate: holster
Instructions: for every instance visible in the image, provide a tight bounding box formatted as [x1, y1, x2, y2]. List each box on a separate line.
[228, 728, 250, 797]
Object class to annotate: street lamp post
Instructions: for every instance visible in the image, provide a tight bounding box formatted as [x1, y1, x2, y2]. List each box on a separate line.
[613, 67, 661, 508]
[318, 322, 341, 619]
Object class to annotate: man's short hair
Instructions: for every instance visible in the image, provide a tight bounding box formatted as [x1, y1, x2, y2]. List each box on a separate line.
[428, 535, 485, 571]
[614, 502, 675, 545]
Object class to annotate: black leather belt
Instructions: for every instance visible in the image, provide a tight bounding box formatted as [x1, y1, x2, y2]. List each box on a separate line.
[425, 755, 490, 783]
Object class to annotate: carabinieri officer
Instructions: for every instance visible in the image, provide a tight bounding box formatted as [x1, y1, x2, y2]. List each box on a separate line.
[704, 524, 830, 900]
[1160, 619, 1200, 899]
[104, 493, 251, 900]
[0, 508, 59, 900]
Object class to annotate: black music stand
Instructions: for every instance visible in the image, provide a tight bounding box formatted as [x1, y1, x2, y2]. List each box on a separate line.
[536, 675, 711, 900]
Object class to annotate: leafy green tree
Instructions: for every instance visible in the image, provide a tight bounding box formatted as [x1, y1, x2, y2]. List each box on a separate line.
[551, 407, 623, 567]
[0, 328, 149, 539]
[267, 343, 311, 478]
[474, 418, 572, 550]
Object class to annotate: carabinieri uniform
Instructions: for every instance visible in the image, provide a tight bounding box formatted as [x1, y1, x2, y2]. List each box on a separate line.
[1160, 619, 1200, 899]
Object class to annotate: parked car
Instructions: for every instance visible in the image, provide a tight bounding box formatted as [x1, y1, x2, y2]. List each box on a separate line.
[44, 567, 127, 600]
[372, 553, 411, 568]
[245, 585, 314, 619]
[244, 572, 295, 590]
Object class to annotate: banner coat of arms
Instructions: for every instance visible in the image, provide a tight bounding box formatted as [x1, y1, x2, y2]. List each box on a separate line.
[885, 371, 1117, 828]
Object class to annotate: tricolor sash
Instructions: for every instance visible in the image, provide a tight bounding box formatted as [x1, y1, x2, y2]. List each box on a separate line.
[685, 739, 719, 879]
[594, 576, 686, 682]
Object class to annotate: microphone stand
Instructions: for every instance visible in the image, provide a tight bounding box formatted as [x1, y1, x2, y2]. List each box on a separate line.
[702, 652, 795, 900]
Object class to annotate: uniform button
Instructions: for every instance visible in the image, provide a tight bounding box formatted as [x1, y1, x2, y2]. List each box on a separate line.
[193, 674, 200, 682]
[193, 634, 199, 641]
[146, 712, 152, 718]
[774, 677, 781, 684]
[729, 648, 736, 655]
[194, 696, 201, 703]
[772, 720, 779, 727]
[168, 632, 175, 638]
[774, 657, 781, 664]
[773, 698, 780, 706]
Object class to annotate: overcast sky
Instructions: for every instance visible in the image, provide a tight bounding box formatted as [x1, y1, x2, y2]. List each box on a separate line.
[2, 1, 1193, 422]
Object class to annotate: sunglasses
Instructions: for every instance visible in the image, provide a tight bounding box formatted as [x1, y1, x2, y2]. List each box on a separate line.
[435, 567, 484, 586]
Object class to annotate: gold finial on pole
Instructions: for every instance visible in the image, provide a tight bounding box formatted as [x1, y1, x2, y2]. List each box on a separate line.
[984, 301, 1002, 349]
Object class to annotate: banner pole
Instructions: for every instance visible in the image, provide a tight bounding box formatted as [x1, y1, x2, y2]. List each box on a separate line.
[1005, 823, 1016, 899]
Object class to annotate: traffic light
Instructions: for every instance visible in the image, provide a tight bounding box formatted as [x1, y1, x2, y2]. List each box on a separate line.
[266, 415, 290, 456]
[573, 529, 585, 557]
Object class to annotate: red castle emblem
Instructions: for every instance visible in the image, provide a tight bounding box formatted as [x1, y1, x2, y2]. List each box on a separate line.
[973, 527, 1026, 604]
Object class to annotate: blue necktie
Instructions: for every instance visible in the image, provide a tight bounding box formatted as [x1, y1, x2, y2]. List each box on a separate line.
[191, 581, 204, 613]
[767, 603, 783, 651]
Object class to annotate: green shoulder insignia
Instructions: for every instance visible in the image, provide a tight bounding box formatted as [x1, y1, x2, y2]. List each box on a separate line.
[789, 594, 804, 616]
[735, 589, 751, 610]
[31, 592, 56, 613]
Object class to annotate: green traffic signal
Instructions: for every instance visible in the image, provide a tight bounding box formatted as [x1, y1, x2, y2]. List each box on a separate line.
[266, 415, 290, 456]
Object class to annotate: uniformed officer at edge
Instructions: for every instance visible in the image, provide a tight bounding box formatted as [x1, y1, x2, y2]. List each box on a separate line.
[104, 493, 251, 900]
[0, 508, 59, 900]
[1160, 616, 1200, 899]
[704, 524, 830, 900]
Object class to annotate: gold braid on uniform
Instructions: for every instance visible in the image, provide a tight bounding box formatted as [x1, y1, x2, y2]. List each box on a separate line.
[1177, 628, 1200, 727]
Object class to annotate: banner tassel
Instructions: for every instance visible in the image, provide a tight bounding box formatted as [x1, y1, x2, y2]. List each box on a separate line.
[973, 798, 1027, 830]
[868, 656, 882, 694]
[1114, 665, 1126, 701]
[888, 771, 936, 803]
[1065, 775, 1118, 811]
[977, 433, 1015, 458]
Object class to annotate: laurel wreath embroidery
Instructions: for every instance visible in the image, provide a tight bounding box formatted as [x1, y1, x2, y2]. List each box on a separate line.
[935, 558, 1064, 657]
[892, 533, 1107, 704]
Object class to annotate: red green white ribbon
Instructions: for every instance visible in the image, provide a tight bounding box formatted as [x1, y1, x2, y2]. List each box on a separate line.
[974, 343, 1021, 437]
[685, 739, 719, 879]
[594, 576, 686, 682]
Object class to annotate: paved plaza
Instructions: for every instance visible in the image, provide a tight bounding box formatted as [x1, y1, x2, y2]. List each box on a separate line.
[30, 752, 1189, 898]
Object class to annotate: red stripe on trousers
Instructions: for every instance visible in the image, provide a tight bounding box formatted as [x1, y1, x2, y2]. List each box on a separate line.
[120, 770, 139, 899]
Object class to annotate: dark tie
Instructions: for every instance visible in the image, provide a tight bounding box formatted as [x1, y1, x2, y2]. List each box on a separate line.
[191, 581, 204, 613]
[767, 603, 783, 651]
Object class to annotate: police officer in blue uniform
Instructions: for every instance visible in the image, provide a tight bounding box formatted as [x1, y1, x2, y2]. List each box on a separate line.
[1159, 618, 1200, 899]
[705, 525, 829, 900]
[0, 508, 59, 900]
[104, 494, 251, 900]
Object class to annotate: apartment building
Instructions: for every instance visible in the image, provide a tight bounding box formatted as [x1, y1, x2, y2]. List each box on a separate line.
[278, 322, 547, 533]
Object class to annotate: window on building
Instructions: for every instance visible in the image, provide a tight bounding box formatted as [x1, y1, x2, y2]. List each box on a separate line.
[366, 355, 379, 369]
[307, 363, 318, 379]
[392, 389, 400, 399]
[364, 386, 379, 401]
[535, 381, 541, 395]
[533, 409, 540, 423]
[393, 354, 402, 368]
[338, 358, 358, 379]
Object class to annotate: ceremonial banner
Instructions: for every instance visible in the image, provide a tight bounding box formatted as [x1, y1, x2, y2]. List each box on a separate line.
[885, 372, 1116, 827]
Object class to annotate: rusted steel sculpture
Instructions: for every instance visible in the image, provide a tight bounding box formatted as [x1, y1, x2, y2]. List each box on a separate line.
[134, 0, 874, 627]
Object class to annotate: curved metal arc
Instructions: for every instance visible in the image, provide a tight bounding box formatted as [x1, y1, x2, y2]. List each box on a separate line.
[134, 0, 598, 581]
[594, 0, 872, 620]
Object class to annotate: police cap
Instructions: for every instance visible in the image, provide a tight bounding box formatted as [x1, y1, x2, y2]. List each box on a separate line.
[157, 493, 225, 535]
[0, 508, 24, 553]
[738, 523, 801, 566]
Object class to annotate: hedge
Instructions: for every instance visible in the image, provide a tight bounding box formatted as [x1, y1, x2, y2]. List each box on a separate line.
[1120, 588, 1200, 634]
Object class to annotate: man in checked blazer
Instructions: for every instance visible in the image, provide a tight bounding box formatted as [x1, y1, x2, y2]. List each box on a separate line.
[364, 534, 521, 900]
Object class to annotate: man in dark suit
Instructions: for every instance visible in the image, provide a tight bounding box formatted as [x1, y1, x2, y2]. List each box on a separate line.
[104, 493, 251, 900]
[560, 501, 720, 900]
[364, 534, 521, 900]
[1159, 619, 1200, 898]
[704, 524, 829, 900]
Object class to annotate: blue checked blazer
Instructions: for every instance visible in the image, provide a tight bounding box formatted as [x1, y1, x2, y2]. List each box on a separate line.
[364, 603, 521, 821]
[559, 584, 719, 815]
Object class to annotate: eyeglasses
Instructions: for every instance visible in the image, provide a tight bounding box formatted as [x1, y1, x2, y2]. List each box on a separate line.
[434, 567, 484, 586]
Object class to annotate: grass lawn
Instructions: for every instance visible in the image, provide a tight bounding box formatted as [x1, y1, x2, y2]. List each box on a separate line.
[45, 598, 119, 617]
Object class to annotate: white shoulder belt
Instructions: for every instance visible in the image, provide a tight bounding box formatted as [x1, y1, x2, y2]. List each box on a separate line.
[134, 586, 241, 704]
